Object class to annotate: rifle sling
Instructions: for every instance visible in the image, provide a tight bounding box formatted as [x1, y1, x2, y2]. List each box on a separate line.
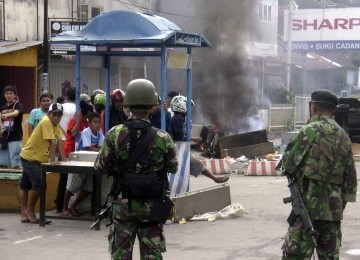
[124, 125, 157, 172]
[124, 125, 158, 212]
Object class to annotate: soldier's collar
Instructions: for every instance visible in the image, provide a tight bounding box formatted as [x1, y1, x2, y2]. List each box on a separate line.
[307, 114, 333, 123]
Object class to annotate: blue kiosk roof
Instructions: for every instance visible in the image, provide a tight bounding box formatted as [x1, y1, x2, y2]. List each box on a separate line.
[50, 10, 211, 48]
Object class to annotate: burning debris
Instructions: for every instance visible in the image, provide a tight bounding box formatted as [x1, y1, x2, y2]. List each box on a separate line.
[191, 125, 225, 158]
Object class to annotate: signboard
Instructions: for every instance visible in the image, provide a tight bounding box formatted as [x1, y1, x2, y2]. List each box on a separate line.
[51, 21, 87, 37]
[166, 49, 191, 69]
[174, 32, 202, 47]
[284, 8, 360, 51]
[50, 21, 95, 55]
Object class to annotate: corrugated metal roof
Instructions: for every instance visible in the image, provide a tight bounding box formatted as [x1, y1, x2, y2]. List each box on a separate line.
[0, 41, 42, 55]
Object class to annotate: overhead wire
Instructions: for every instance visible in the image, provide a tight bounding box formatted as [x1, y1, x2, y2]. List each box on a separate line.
[128, 0, 146, 12]
[114, 0, 202, 19]
[117, 0, 136, 12]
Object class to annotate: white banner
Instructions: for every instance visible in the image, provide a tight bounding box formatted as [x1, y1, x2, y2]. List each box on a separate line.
[168, 142, 190, 198]
[284, 8, 360, 51]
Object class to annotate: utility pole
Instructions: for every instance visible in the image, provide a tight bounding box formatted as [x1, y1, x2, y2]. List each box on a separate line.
[42, 0, 49, 93]
[1, 0, 5, 40]
[286, 0, 294, 94]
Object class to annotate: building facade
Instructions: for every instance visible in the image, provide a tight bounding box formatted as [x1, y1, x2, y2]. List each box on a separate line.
[0, 0, 156, 111]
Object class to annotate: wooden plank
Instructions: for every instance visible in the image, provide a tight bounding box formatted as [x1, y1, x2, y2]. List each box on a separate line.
[219, 130, 268, 151]
[0, 173, 60, 212]
[0, 168, 23, 173]
[221, 142, 274, 159]
[0, 196, 20, 209]
[0, 181, 19, 195]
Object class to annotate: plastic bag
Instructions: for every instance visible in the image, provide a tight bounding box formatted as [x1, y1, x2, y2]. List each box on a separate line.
[190, 203, 246, 222]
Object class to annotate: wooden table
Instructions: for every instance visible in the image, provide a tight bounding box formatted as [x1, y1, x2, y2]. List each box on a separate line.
[39, 161, 102, 230]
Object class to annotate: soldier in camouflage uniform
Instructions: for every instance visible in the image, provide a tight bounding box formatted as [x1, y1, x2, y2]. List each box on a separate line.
[95, 79, 178, 260]
[281, 90, 357, 260]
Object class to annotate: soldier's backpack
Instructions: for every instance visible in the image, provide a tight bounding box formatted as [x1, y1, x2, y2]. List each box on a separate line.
[111, 123, 168, 200]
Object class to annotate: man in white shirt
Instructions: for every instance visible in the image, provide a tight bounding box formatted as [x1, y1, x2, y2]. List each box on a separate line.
[55, 86, 76, 212]
[59, 87, 76, 140]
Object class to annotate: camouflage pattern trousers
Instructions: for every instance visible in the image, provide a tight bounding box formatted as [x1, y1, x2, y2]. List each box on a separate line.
[108, 218, 166, 260]
[282, 218, 341, 260]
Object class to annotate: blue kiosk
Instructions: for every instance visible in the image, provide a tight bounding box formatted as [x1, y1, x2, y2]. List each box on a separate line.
[50, 10, 211, 196]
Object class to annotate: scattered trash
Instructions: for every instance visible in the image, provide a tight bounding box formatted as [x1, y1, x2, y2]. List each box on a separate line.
[190, 203, 246, 222]
[236, 155, 248, 162]
[178, 218, 187, 224]
[346, 249, 360, 256]
[223, 156, 249, 175]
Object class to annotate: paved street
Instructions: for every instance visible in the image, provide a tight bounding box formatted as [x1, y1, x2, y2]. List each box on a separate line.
[1, 174, 359, 260]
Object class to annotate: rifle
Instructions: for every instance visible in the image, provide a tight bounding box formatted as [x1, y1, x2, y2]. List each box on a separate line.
[90, 203, 113, 230]
[277, 160, 318, 248]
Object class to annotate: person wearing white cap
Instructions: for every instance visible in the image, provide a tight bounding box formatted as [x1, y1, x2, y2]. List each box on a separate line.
[19, 103, 67, 224]
[80, 93, 91, 104]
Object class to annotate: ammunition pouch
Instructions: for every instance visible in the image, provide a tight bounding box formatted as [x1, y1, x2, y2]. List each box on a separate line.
[122, 171, 164, 199]
[149, 196, 174, 224]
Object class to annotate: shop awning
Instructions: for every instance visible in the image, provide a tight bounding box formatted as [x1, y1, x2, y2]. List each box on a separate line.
[0, 41, 42, 55]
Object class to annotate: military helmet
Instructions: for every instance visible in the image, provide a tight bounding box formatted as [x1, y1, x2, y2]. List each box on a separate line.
[171, 95, 187, 113]
[311, 89, 338, 107]
[94, 93, 106, 106]
[124, 79, 158, 106]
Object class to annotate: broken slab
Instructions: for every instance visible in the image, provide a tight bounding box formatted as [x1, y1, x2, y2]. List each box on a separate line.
[172, 183, 231, 222]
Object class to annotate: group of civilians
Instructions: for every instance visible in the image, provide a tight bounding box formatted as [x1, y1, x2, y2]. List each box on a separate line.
[0, 82, 227, 223]
[0, 83, 127, 222]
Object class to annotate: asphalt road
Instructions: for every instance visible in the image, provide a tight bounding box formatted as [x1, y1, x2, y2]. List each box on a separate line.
[1, 174, 359, 260]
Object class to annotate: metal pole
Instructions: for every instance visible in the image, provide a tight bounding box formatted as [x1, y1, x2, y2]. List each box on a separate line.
[262, 56, 265, 105]
[160, 45, 167, 130]
[105, 54, 111, 133]
[286, 0, 294, 93]
[77, 0, 80, 20]
[42, 0, 49, 93]
[36, 0, 39, 40]
[75, 44, 81, 111]
[303, 53, 307, 96]
[3, 0, 5, 40]
[186, 47, 192, 142]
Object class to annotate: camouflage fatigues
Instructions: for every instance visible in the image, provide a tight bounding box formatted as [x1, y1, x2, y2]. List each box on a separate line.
[282, 114, 357, 259]
[95, 119, 178, 260]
